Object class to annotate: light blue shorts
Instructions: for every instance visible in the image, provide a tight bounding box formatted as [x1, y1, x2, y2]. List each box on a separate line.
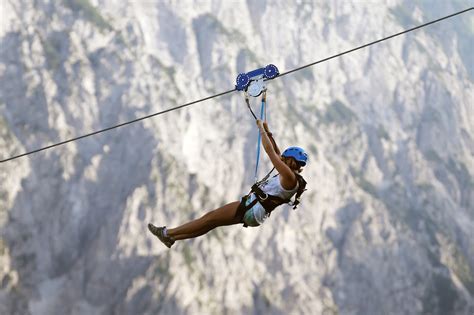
[242, 194, 268, 227]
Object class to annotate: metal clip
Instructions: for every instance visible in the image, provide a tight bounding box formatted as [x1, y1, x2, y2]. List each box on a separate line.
[259, 192, 268, 201]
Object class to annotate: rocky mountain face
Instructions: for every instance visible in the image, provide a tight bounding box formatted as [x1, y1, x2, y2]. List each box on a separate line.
[1, 1, 473, 314]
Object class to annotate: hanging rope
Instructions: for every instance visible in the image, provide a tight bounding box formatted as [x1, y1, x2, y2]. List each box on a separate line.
[254, 91, 267, 182]
[244, 93, 258, 120]
[1, 7, 471, 163]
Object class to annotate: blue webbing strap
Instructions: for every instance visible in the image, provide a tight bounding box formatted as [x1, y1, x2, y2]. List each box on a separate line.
[254, 95, 266, 182]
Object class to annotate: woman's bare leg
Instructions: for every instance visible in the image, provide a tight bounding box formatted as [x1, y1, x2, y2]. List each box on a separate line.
[167, 201, 241, 240]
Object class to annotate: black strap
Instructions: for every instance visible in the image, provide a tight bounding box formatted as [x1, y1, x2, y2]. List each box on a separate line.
[235, 195, 259, 227]
[252, 173, 308, 212]
[255, 167, 275, 186]
[237, 174, 307, 227]
[244, 92, 267, 121]
[251, 184, 289, 215]
[244, 95, 258, 120]
[292, 174, 307, 209]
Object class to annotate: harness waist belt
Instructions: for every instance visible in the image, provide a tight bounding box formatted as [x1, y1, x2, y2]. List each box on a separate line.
[250, 184, 289, 214]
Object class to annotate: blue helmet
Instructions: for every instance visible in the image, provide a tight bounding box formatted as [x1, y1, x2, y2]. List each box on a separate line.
[282, 147, 308, 166]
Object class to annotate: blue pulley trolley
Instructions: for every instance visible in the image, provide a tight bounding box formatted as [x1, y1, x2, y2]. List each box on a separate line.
[235, 64, 279, 97]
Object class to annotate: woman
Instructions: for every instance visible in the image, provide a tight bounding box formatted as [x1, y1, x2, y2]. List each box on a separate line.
[148, 120, 308, 248]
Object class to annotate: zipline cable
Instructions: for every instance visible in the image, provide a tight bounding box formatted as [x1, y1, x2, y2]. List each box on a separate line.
[277, 7, 473, 78]
[0, 89, 234, 163]
[1, 7, 472, 164]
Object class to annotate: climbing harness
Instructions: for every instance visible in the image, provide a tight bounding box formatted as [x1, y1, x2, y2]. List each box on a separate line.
[235, 171, 308, 227]
[251, 172, 307, 212]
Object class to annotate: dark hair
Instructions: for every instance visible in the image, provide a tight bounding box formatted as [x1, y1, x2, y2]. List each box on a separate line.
[283, 157, 303, 173]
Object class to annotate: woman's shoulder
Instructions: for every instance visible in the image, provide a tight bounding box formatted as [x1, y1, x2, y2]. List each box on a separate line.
[278, 173, 298, 191]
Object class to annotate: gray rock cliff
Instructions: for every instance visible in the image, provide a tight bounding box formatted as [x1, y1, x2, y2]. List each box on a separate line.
[1, 1, 473, 314]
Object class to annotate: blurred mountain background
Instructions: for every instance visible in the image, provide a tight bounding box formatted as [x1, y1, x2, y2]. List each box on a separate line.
[0, 0, 473, 314]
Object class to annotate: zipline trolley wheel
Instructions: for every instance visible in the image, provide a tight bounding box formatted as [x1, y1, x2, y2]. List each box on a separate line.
[235, 64, 279, 97]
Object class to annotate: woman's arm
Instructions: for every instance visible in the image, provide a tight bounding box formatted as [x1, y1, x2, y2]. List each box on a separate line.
[257, 120, 296, 190]
[263, 121, 281, 156]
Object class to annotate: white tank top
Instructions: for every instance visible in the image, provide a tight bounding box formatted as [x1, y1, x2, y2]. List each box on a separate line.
[244, 174, 299, 225]
[259, 174, 299, 200]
